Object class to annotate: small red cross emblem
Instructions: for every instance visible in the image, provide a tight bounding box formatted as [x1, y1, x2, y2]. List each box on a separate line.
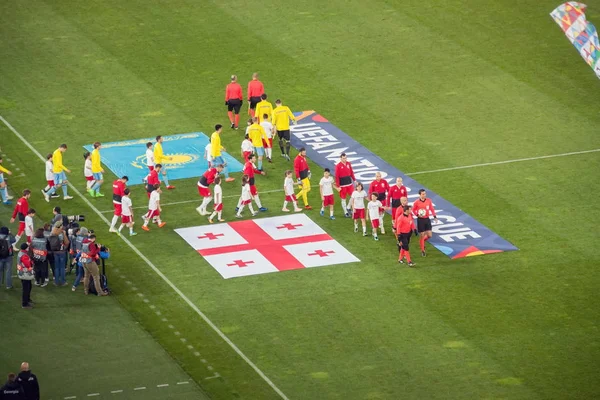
[308, 250, 335, 257]
[227, 260, 254, 268]
[198, 233, 224, 240]
[276, 223, 303, 230]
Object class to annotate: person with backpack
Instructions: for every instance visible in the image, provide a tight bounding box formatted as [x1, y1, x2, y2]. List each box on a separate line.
[0, 226, 16, 289]
[42, 223, 54, 284]
[30, 228, 49, 287]
[17, 243, 35, 309]
[71, 227, 89, 292]
[80, 234, 107, 296]
[49, 221, 69, 286]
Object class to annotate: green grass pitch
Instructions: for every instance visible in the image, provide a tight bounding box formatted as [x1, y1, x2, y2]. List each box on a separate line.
[1, 0, 599, 399]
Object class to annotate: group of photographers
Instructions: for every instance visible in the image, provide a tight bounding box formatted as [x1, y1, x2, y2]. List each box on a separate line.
[0, 206, 108, 309]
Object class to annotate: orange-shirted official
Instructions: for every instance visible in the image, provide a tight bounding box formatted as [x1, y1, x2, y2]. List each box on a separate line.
[225, 75, 243, 129]
[395, 205, 416, 267]
[247, 72, 265, 118]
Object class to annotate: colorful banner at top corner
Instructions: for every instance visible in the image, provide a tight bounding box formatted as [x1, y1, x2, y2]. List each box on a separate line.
[551, 2, 600, 79]
[291, 111, 519, 259]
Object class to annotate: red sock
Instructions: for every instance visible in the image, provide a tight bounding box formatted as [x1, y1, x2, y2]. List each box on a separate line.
[405, 251, 412, 263]
[424, 235, 430, 243]
[249, 108, 255, 118]
[234, 114, 240, 127]
[399, 249, 404, 261]
[227, 111, 234, 123]
[420, 236, 425, 252]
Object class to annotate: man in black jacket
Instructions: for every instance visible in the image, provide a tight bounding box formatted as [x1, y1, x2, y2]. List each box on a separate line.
[0, 373, 24, 399]
[16, 362, 39, 400]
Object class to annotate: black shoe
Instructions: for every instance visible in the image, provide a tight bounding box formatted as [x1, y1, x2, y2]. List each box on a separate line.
[344, 213, 351, 218]
[231, 123, 235, 129]
[421, 251, 426, 257]
[408, 262, 416, 267]
[50, 194, 60, 198]
[268, 158, 272, 163]
[398, 259, 404, 264]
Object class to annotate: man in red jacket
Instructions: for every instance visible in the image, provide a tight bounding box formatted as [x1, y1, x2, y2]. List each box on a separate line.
[368, 172, 390, 234]
[388, 177, 408, 233]
[225, 75, 243, 129]
[247, 72, 265, 118]
[10, 189, 31, 250]
[334, 153, 355, 217]
[294, 148, 312, 209]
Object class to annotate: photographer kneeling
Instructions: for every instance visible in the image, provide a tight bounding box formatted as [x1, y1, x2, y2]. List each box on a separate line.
[80, 234, 107, 296]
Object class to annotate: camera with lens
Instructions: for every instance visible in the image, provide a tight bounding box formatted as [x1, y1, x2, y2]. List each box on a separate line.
[67, 215, 85, 224]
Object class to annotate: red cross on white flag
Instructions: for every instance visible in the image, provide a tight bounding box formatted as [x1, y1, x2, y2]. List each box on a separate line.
[175, 214, 360, 279]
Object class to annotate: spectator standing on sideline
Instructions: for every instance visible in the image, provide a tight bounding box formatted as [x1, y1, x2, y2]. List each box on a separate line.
[225, 75, 243, 129]
[0, 226, 16, 289]
[17, 243, 35, 309]
[30, 228, 49, 288]
[247, 72, 265, 118]
[0, 373, 25, 399]
[80, 234, 107, 296]
[49, 221, 69, 286]
[42, 223, 54, 283]
[17, 362, 39, 400]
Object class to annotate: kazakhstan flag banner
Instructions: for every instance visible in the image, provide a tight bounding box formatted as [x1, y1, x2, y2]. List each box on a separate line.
[551, 2, 600, 79]
[84, 132, 244, 185]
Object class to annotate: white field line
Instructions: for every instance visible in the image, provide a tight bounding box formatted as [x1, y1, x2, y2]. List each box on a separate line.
[0, 115, 290, 400]
[100, 148, 600, 213]
[404, 148, 600, 176]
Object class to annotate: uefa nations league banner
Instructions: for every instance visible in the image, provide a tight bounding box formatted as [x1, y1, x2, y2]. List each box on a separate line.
[291, 111, 519, 259]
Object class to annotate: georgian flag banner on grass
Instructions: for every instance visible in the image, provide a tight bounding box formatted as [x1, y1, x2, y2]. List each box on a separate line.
[551, 2, 600, 79]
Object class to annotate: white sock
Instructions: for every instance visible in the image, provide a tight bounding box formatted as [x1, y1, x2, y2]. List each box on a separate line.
[86, 180, 94, 189]
[283, 200, 288, 209]
[217, 211, 222, 219]
[320, 206, 325, 212]
[118, 224, 124, 232]
[110, 215, 119, 229]
[293, 201, 299, 209]
[43, 185, 51, 192]
[330, 209, 334, 217]
[341, 199, 347, 211]
[248, 204, 255, 213]
[236, 197, 242, 208]
[354, 221, 358, 228]
[201, 197, 211, 210]
[237, 204, 245, 215]
[363, 225, 367, 233]
[156, 217, 162, 224]
[129, 226, 134, 234]
[209, 211, 217, 219]
[254, 195, 262, 208]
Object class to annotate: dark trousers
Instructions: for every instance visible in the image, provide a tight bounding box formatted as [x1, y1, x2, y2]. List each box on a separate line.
[48, 253, 55, 277]
[33, 259, 48, 284]
[22, 280, 32, 306]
